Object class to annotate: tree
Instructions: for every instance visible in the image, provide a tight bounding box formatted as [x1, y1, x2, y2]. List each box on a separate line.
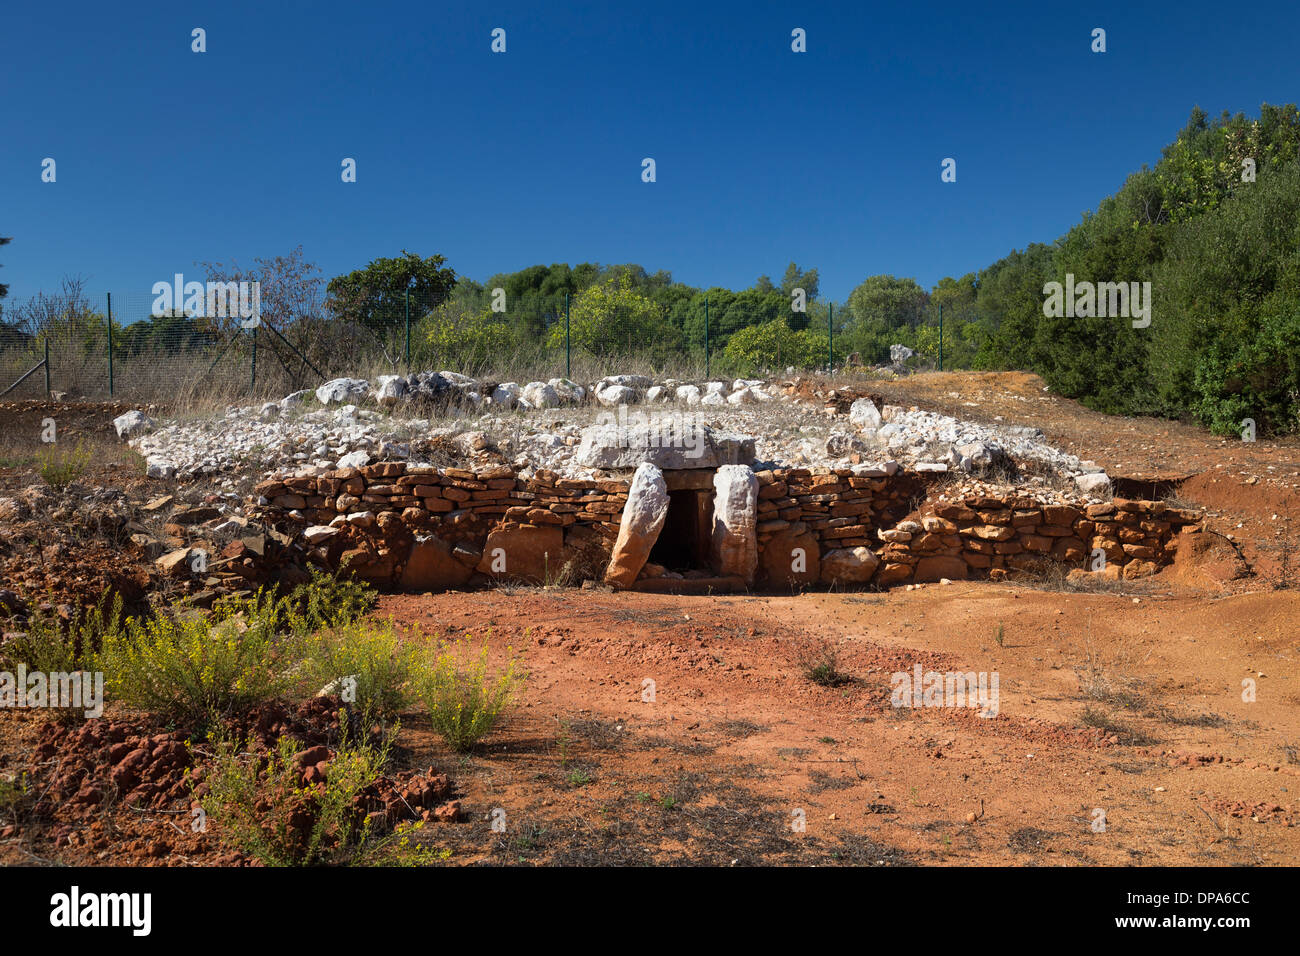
[723, 318, 827, 375]
[327, 251, 456, 332]
[929, 274, 978, 321]
[548, 273, 680, 356]
[198, 245, 324, 333]
[0, 234, 10, 301]
[971, 243, 1055, 369]
[3, 277, 112, 384]
[1151, 159, 1300, 433]
[953, 102, 1300, 432]
[6, 276, 102, 340]
[846, 275, 927, 329]
[110, 305, 224, 354]
[679, 287, 733, 347]
[780, 262, 820, 301]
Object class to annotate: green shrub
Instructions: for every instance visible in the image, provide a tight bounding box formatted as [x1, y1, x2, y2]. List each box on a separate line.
[287, 569, 376, 634]
[795, 638, 853, 688]
[547, 274, 682, 357]
[417, 639, 524, 752]
[723, 318, 828, 374]
[422, 303, 521, 367]
[1188, 309, 1300, 436]
[37, 440, 92, 490]
[0, 771, 29, 822]
[0, 592, 122, 673]
[100, 596, 290, 726]
[297, 618, 418, 717]
[199, 725, 391, 866]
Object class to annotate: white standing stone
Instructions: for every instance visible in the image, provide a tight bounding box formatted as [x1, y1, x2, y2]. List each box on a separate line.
[605, 462, 669, 588]
[711, 464, 759, 584]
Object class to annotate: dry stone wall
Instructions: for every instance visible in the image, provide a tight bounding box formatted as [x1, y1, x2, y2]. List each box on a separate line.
[872, 495, 1200, 585]
[254, 462, 1201, 592]
[254, 462, 629, 589]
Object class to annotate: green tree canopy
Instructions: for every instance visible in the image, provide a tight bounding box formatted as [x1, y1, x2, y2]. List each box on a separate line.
[846, 275, 927, 329]
[723, 318, 827, 375]
[328, 251, 457, 331]
[547, 273, 681, 356]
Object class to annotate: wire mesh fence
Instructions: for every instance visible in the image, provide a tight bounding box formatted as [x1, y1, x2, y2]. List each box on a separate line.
[0, 291, 323, 404]
[0, 283, 975, 404]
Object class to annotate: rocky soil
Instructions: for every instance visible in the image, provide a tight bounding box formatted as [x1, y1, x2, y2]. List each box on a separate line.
[1, 697, 461, 866]
[123, 372, 1117, 497]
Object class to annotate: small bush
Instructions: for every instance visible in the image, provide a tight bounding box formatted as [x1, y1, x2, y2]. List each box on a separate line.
[100, 595, 290, 726]
[723, 318, 828, 375]
[0, 772, 29, 821]
[1080, 705, 1154, 746]
[0, 592, 122, 674]
[288, 569, 376, 634]
[418, 639, 524, 752]
[37, 440, 92, 490]
[199, 725, 391, 866]
[297, 618, 418, 717]
[795, 639, 853, 687]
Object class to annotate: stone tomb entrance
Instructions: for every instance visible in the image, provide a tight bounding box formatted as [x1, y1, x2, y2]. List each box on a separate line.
[650, 486, 715, 573]
[604, 463, 758, 592]
[653, 468, 718, 573]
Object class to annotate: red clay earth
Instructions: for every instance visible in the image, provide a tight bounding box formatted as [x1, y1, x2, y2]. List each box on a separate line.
[0, 697, 461, 866]
[1, 372, 1297, 865]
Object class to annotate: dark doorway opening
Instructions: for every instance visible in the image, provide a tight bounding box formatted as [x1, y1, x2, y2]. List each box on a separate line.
[650, 489, 714, 572]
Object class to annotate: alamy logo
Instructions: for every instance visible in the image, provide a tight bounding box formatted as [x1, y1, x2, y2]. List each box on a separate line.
[49, 886, 151, 936]
[1042, 273, 1151, 328]
[151, 273, 261, 326]
[890, 664, 999, 717]
[0, 666, 103, 718]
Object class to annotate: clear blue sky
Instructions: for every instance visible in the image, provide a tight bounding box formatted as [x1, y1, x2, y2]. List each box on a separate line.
[4, 0, 1298, 307]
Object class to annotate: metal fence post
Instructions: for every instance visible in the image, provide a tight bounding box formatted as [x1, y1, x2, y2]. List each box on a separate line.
[44, 338, 50, 396]
[106, 292, 114, 397]
[250, 325, 257, 394]
[404, 289, 410, 366]
[704, 297, 710, 379]
[828, 302, 834, 373]
[564, 292, 571, 379]
[938, 302, 944, 371]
